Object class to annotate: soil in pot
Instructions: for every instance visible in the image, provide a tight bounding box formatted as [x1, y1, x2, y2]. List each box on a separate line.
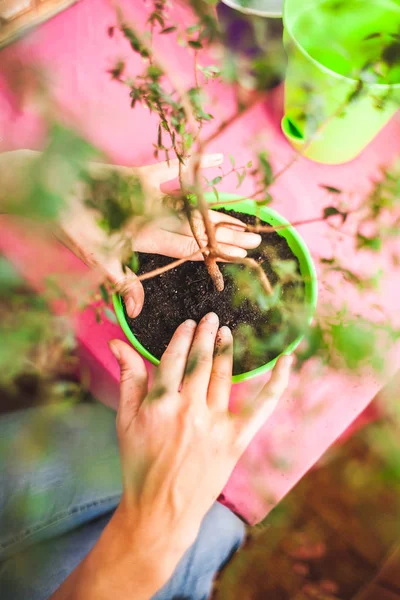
[123, 210, 306, 375]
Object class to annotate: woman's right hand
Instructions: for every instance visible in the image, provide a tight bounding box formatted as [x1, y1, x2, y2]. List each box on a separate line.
[108, 313, 292, 590]
[51, 314, 291, 600]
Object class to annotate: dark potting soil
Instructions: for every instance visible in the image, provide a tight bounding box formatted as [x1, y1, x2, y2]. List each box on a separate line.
[123, 210, 306, 375]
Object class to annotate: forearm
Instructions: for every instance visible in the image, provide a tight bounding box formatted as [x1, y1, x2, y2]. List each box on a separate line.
[50, 503, 190, 600]
[0, 149, 41, 210]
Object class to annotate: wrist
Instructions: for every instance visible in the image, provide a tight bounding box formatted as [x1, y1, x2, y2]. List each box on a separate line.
[113, 498, 196, 573]
[71, 502, 194, 600]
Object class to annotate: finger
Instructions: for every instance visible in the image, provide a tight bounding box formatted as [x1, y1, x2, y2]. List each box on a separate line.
[110, 340, 149, 433]
[215, 227, 261, 249]
[133, 228, 248, 260]
[181, 312, 220, 401]
[105, 259, 145, 318]
[169, 218, 261, 251]
[171, 210, 247, 237]
[121, 279, 145, 319]
[209, 210, 249, 228]
[207, 326, 233, 412]
[237, 355, 292, 446]
[158, 320, 197, 391]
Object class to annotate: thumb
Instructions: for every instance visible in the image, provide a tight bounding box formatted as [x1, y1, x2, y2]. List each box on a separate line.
[109, 340, 148, 433]
[105, 259, 145, 318]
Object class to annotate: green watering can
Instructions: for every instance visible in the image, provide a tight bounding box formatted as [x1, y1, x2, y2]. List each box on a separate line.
[281, 0, 400, 164]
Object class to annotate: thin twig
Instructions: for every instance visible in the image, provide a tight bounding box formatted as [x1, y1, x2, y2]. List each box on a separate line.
[247, 216, 328, 233]
[135, 248, 203, 283]
[209, 188, 266, 208]
[201, 91, 263, 149]
[217, 251, 273, 295]
[191, 153, 225, 290]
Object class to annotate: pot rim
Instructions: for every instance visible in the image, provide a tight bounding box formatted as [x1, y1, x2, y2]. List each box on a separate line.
[113, 192, 318, 383]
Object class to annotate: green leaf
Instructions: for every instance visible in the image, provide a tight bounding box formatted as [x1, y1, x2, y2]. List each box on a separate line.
[186, 24, 200, 34]
[356, 233, 382, 251]
[160, 26, 177, 34]
[148, 11, 165, 27]
[258, 151, 273, 187]
[197, 64, 220, 80]
[121, 25, 149, 57]
[17, 124, 97, 221]
[246, 160, 253, 168]
[347, 79, 364, 104]
[183, 132, 193, 150]
[256, 193, 272, 206]
[104, 307, 118, 324]
[331, 321, 378, 370]
[147, 65, 163, 80]
[0, 258, 22, 290]
[108, 60, 125, 80]
[382, 40, 400, 67]
[320, 184, 342, 194]
[157, 124, 163, 148]
[188, 40, 203, 49]
[212, 186, 219, 202]
[323, 206, 348, 223]
[236, 170, 246, 189]
[229, 154, 235, 167]
[99, 284, 110, 304]
[129, 252, 140, 273]
[210, 176, 222, 186]
[272, 259, 298, 280]
[320, 257, 335, 265]
[363, 32, 381, 40]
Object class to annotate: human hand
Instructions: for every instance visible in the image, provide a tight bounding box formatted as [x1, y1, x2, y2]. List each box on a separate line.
[50, 316, 291, 600]
[58, 154, 261, 318]
[108, 314, 292, 582]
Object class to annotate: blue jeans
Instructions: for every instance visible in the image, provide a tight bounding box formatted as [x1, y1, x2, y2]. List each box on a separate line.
[0, 403, 245, 599]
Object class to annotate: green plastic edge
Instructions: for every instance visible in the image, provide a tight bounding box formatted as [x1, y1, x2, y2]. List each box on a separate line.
[113, 192, 318, 383]
[283, 1, 400, 89]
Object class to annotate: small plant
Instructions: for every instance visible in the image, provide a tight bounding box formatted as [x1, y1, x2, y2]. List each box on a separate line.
[84, 0, 399, 375]
[1, 0, 399, 382]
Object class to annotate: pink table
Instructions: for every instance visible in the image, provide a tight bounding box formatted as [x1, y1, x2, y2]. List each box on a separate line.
[1, 0, 400, 524]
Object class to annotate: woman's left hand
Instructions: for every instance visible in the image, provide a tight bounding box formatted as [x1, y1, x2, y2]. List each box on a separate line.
[59, 153, 261, 318]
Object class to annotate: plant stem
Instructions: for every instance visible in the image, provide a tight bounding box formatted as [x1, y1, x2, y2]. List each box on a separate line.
[216, 252, 272, 295]
[201, 91, 262, 149]
[208, 188, 266, 208]
[247, 216, 328, 233]
[136, 249, 203, 282]
[190, 153, 225, 290]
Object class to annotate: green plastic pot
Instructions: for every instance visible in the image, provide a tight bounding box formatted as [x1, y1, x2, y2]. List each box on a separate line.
[113, 193, 318, 382]
[282, 0, 400, 164]
[221, 0, 283, 18]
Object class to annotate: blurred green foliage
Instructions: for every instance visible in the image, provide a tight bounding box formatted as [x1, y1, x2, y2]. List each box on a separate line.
[0, 1, 400, 597]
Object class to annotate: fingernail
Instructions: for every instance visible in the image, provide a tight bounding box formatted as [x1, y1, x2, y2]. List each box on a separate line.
[185, 319, 197, 329]
[209, 153, 223, 161]
[248, 233, 262, 246]
[219, 325, 232, 337]
[125, 298, 136, 317]
[109, 341, 120, 360]
[232, 248, 247, 258]
[282, 354, 293, 366]
[205, 312, 219, 324]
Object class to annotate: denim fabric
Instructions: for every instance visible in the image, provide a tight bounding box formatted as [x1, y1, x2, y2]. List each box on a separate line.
[0, 403, 122, 562]
[0, 404, 245, 599]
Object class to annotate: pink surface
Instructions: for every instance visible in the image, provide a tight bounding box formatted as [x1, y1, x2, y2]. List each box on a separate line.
[1, 0, 400, 524]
